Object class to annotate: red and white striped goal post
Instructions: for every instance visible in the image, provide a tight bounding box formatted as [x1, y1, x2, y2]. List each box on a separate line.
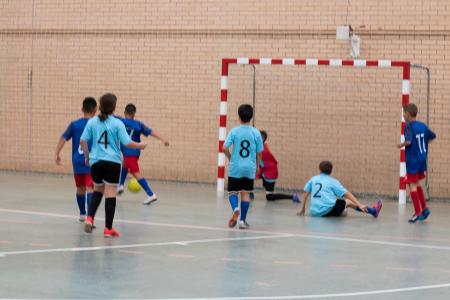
[217, 57, 410, 204]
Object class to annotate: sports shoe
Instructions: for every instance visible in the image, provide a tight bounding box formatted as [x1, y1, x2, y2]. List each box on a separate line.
[84, 216, 94, 233]
[238, 220, 250, 230]
[104, 227, 120, 238]
[371, 199, 383, 218]
[79, 214, 86, 222]
[408, 214, 425, 223]
[293, 193, 301, 204]
[420, 208, 431, 220]
[143, 194, 158, 205]
[228, 209, 240, 228]
[117, 185, 124, 195]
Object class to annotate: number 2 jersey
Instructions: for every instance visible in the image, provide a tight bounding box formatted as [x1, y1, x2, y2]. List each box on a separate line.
[80, 116, 132, 166]
[304, 174, 348, 217]
[404, 120, 436, 174]
[62, 118, 92, 174]
[115, 116, 152, 157]
[224, 125, 263, 179]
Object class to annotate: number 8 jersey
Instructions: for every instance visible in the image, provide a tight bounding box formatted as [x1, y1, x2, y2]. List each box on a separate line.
[80, 116, 132, 166]
[404, 120, 436, 174]
[224, 125, 264, 179]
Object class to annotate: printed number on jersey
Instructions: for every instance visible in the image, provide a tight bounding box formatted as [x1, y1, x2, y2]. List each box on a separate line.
[98, 130, 109, 149]
[415, 133, 426, 154]
[239, 140, 251, 158]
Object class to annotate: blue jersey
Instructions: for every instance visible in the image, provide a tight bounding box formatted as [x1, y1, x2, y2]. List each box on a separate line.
[62, 118, 91, 174]
[224, 125, 263, 179]
[80, 116, 132, 165]
[304, 174, 348, 217]
[115, 116, 152, 157]
[404, 120, 436, 174]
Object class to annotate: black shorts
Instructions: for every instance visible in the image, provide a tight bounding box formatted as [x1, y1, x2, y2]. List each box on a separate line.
[262, 178, 276, 192]
[228, 177, 254, 192]
[91, 160, 121, 185]
[324, 199, 347, 217]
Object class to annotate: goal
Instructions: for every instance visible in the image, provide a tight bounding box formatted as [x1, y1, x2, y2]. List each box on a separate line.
[217, 58, 411, 204]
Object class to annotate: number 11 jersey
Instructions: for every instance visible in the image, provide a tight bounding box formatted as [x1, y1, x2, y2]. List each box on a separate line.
[224, 125, 263, 179]
[404, 120, 436, 174]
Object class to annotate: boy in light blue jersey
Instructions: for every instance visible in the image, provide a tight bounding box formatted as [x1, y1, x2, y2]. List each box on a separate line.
[80, 93, 147, 238]
[116, 103, 169, 205]
[55, 97, 97, 222]
[223, 104, 263, 229]
[297, 161, 382, 218]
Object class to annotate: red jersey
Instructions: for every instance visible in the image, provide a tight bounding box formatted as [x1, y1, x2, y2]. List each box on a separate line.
[257, 144, 278, 180]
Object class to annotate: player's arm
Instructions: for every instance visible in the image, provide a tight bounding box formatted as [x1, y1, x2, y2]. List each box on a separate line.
[256, 152, 262, 175]
[397, 140, 411, 148]
[55, 138, 66, 165]
[343, 191, 367, 212]
[79, 139, 90, 166]
[119, 122, 147, 150]
[150, 130, 169, 147]
[297, 192, 309, 216]
[398, 124, 412, 148]
[56, 123, 73, 165]
[223, 146, 231, 160]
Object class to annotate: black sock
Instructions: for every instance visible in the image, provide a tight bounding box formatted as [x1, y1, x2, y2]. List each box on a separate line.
[88, 191, 103, 217]
[105, 197, 116, 230]
[266, 193, 293, 201]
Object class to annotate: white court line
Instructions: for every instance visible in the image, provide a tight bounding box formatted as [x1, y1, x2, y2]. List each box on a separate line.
[0, 208, 278, 236]
[138, 282, 450, 299]
[0, 234, 293, 257]
[3, 208, 450, 252]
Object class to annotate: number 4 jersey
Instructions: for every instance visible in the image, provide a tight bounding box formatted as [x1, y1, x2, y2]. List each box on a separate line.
[404, 120, 436, 174]
[224, 125, 263, 179]
[80, 116, 132, 166]
[62, 118, 91, 174]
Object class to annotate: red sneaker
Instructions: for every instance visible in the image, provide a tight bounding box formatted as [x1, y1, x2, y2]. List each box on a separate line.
[84, 216, 94, 233]
[104, 227, 120, 238]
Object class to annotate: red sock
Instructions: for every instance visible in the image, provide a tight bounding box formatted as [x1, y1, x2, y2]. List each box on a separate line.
[410, 191, 422, 216]
[417, 186, 427, 210]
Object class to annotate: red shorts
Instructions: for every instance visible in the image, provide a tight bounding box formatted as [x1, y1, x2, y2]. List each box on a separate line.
[405, 172, 426, 184]
[74, 173, 93, 188]
[123, 156, 140, 174]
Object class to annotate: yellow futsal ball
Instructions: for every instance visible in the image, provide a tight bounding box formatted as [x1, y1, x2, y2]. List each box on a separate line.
[128, 178, 142, 193]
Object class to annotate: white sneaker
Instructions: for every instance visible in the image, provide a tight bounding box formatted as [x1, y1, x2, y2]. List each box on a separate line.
[238, 220, 250, 230]
[143, 194, 158, 205]
[79, 215, 86, 222]
[117, 185, 124, 195]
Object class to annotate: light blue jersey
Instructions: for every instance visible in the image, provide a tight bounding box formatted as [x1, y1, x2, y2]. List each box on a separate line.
[304, 174, 348, 217]
[80, 115, 132, 165]
[224, 125, 263, 179]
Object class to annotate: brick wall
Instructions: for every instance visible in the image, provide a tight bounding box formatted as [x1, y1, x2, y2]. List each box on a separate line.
[0, 1, 449, 198]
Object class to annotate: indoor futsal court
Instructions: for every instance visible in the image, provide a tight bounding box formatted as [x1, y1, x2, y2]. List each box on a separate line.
[1, 1, 450, 299]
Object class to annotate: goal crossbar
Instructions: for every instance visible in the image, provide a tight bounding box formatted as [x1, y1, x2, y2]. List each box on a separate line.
[217, 57, 410, 204]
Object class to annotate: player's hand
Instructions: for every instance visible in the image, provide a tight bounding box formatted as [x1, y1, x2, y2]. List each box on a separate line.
[141, 142, 148, 149]
[297, 208, 305, 216]
[397, 143, 402, 149]
[85, 157, 90, 166]
[162, 140, 169, 147]
[55, 154, 61, 165]
[358, 204, 368, 213]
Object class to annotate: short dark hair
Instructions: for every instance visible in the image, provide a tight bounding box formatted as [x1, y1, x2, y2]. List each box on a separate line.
[125, 103, 137, 115]
[238, 104, 253, 123]
[260, 130, 267, 143]
[403, 103, 418, 117]
[319, 160, 333, 175]
[82, 97, 97, 113]
[99, 93, 117, 121]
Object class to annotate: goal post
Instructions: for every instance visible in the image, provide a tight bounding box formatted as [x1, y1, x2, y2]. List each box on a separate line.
[217, 57, 410, 204]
